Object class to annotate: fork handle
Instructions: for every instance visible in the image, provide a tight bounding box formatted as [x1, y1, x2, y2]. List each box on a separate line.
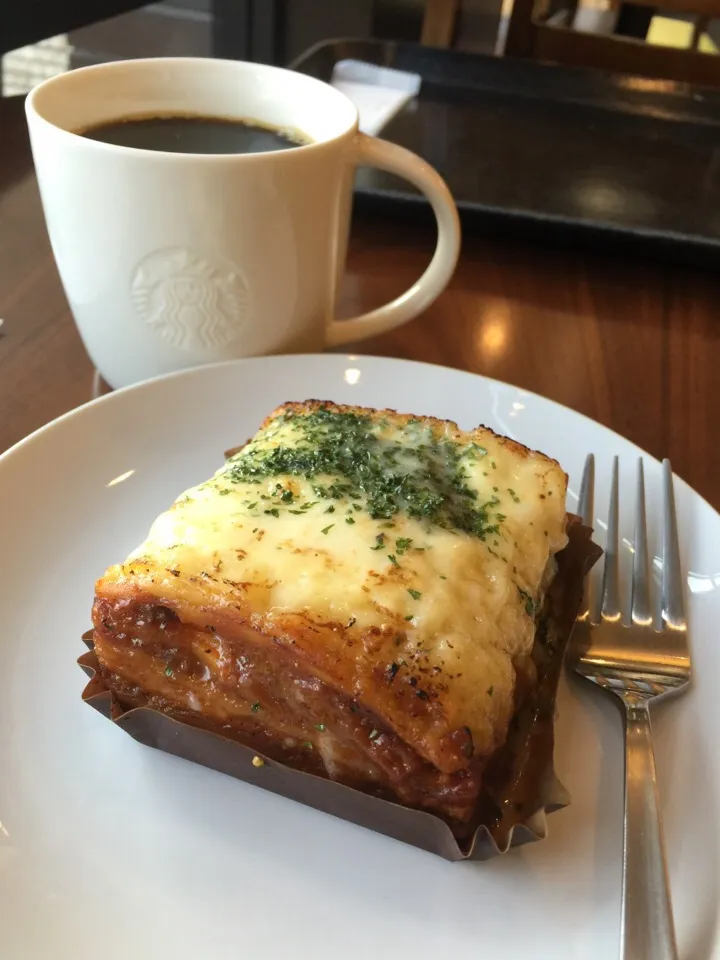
[621, 701, 678, 960]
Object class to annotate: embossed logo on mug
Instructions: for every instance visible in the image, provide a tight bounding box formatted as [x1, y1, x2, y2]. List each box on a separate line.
[131, 248, 248, 353]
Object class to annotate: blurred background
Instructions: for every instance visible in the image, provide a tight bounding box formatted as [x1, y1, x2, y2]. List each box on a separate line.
[3, 0, 720, 96]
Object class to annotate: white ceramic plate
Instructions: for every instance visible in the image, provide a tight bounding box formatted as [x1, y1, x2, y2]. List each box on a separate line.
[0, 354, 717, 960]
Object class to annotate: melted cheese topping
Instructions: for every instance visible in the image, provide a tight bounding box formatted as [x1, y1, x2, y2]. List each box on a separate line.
[101, 402, 569, 768]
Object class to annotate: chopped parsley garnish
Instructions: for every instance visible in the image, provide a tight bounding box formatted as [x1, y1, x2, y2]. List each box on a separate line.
[371, 534, 385, 550]
[224, 407, 506, 540]
[404, 615, 414, 621]
[325, 505, 335, 513]
[321, 524, 334, 535]
[387, 554, 398, 565]
[164, 665, 173, 677]
[517, 588, 535, 617]
[487, 685, 494, 697]
[407, 588, 422, 601]
[302, 741, 313, 749]
[395, 537, 413, 554]
[314, 723, 326, 731]
[387, 662, 400, 682]
[439, 574, 447, 580]
[508, 488, 521, 503]
[264, 507, 280, 518]
[463, 442, 487, 459]
[280, 489, 294, 503]
[251, 701, 261, 712]
[345, 516, 355, 525]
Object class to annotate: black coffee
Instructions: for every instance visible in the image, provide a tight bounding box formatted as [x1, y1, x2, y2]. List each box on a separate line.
[81, 114, 310, 154]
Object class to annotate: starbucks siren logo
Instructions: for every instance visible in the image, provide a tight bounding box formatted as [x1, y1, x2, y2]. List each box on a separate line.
[131, 248, 249, 353]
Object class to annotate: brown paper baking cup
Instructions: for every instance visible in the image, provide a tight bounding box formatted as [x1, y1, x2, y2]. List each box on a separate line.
[78, 519, 601, 862]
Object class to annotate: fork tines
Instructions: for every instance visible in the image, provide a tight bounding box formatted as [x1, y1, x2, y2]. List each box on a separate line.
[576, 454, 690, 684]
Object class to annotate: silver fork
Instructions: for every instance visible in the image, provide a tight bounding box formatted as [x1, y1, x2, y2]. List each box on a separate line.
[569, 455, 691, 960]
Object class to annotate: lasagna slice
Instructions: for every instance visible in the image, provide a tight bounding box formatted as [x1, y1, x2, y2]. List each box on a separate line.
[92, 401, 569, 826]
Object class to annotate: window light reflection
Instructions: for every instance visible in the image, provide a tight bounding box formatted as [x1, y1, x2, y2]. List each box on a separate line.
[107, 469, 136, 487]
[687, 573, 720, 594]
[344, 368, 361, 385]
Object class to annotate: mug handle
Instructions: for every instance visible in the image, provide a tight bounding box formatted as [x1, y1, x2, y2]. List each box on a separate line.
[326, 133, 461, 347]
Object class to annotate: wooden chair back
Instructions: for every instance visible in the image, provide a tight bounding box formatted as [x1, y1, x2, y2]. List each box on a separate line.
[504, 0, 720, 87]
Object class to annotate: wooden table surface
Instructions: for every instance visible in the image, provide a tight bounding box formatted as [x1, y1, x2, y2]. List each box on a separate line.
[1, 92, 719, 509]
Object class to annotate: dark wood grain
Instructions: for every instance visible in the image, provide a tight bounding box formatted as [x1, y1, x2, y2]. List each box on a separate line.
[1, 94, 719, 509]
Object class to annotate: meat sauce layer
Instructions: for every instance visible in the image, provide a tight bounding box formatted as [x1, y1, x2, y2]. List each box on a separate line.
[93, 597, 484, 822]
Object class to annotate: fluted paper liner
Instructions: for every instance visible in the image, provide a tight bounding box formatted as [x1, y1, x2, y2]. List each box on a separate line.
[78, 518, 601, 862]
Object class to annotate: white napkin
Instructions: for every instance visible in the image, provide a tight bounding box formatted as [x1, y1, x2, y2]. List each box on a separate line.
[330, 59, 422, 136]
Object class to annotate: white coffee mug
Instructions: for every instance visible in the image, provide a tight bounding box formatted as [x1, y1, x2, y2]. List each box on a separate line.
[25, 57, 461, 389]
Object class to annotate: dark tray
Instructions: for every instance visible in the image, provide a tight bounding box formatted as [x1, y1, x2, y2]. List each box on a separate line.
[291, 38, 720, 265]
